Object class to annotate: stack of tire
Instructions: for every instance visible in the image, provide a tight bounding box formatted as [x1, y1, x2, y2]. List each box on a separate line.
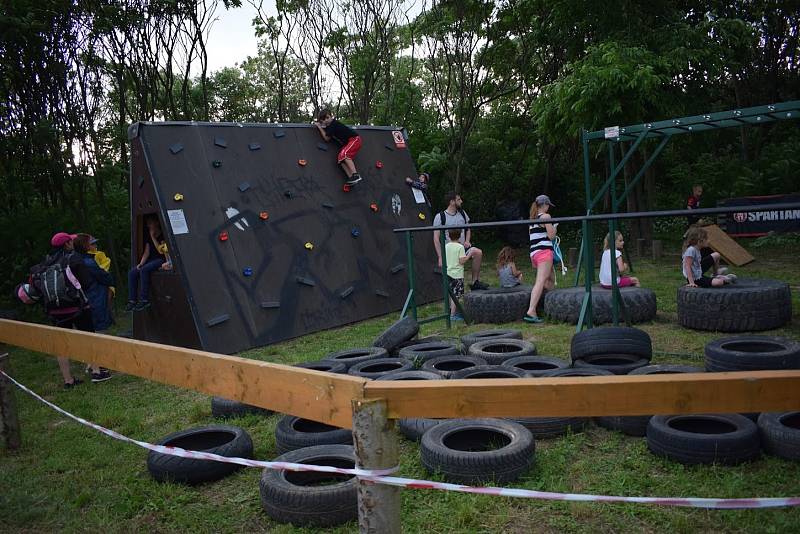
[570, 327, 653, 375]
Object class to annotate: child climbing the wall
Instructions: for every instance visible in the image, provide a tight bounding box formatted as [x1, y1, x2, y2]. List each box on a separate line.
[599, 231, 640, 288]
[126, 215, 171, 312]
[497, 246, 523, 288]
[445, 228, 469, 321]
[314, 109, 363, 186]
[682, 227, 736, 288]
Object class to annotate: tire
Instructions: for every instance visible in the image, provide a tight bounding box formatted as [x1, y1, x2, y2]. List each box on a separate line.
[321, 347, 388, 369]
[596, 365, 704, 437]
[347, 358, 414, 379]
[677, 278, 792, 332]
[421, 355, 488, 379]
[378, 370, 448, 440]
[398, 341, 461, 362]
[570, 326, 652, 362]
[147, 425, 253, 485]
[704, 336, 800, 372]
[451, 365, 527, 379]
[275, 416, 352, 453]
[646, 414, 760, 465]
[573, 354, 651, 375]
[260, 444, 357, 527]
[211, 397, 273, 418]
[544, 286, 657, 325]
[463, 286, 532, 324]
[420, 418, 535, 484]
[461, 329, 522, 352]
[502, 356, 570, 377]
[377, 370, 444, 380]
[467, 339, 537, 365]
[758, 412, 800, 460]
[294, 360, 348, 374]
[541, 367, 614, 377]
[511, 416, 588, 439]
[391, 335, 449, 356]
[372, 316, 420, 352]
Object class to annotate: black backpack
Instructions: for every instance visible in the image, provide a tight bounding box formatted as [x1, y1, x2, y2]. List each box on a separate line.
[29, 253, 87, 311]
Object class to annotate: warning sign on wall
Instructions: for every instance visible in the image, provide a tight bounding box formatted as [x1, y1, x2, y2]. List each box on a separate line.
[392, 130, 406, 149]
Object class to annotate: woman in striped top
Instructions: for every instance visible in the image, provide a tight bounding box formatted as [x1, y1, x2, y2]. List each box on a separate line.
[524, 195, 557, 323]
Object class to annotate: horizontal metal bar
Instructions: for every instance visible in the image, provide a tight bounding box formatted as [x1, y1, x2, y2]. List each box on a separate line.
[393, 202, 800, 233]
[418, 313, 450, 325]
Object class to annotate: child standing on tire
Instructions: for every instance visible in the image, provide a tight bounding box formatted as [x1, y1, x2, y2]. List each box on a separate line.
[497, 246, 523, 288]
[682, 227, 736, 288]
[314, 109, 363, 186]
[600, 231, 640, 288]
[445, 229, 469, 321]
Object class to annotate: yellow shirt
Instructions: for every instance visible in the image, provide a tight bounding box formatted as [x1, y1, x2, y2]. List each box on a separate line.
[156, 242, 169, 255]
[89, 250, 111, 271]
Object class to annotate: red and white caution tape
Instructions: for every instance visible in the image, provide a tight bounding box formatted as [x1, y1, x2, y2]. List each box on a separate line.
[4, 371, 800, 509]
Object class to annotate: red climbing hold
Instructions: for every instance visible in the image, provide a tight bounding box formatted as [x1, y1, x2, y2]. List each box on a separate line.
[259, 211, 269, 220]
[219, 231, 229, 242]
[370, 203, 379, 212]
[343, 184, 352, 192]
[298, 159, 307, 166]
[375, 160, 383, 169]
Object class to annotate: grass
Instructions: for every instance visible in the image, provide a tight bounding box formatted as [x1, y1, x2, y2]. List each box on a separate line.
[1, 238, 799, 533]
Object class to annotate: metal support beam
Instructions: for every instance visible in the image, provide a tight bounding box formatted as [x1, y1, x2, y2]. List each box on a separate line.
[613, 135, 672, 211]
[404, 231, 417, 321]
[589, 130, 648, 211]
[439, 230, 451, 329]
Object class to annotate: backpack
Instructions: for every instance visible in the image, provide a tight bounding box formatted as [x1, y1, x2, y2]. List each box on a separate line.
[29, 253, 87, 310]
[437, 208, 469, 239]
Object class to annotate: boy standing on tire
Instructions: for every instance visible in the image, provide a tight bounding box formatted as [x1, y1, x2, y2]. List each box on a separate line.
[445, 229, 469, 321]
[314, 109, 363, 186]
[433, 191, 489, 290]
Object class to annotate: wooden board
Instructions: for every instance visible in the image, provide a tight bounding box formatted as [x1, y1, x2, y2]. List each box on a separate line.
[703, 224, 754, 266]
[0, 319, 365, 428]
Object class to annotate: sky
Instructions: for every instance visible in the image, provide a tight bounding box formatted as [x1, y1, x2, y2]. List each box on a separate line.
[205, 2, 265, 72]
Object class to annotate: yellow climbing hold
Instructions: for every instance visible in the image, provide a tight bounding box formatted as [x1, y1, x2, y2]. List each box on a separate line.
[174, 193, 184, 201]
[304, 242, 314, 250]
[418, 213, 426, 220]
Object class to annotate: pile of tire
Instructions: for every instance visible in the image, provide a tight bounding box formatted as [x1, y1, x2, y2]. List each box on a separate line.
[544, 285, 657, 325]
[570, 326, 652, 375]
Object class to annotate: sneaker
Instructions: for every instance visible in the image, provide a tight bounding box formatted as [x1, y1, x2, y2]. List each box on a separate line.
[523, 314, 544, 324]
[725, 273, 737, 283]
[450, 314, 464, 322]
[133, 300, 151, 312]
[471, 280, 489, 290]
[64, 378, 84, 390]
[91, 369, 113, 383]
[345, 174, 362, 185]
[124, 300, 137, 312]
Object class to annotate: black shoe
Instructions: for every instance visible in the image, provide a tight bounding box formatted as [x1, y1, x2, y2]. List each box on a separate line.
[64, 378, 84, 390]
[346, 174, 362, 185]
[91, 369, 113, 383]
[471, 280, 489, 290]
[133, 300, 151, 312]
[124, 300, 137, 312]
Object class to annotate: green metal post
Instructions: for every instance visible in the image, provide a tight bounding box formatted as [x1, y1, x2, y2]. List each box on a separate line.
[440, 229, 451, 329]
[589, 130, 649, 211]
[404, 231, 417, 320]
[573, 237, 584, 286]
[578, 131, 594, 331]
[608, 142, 619, 326]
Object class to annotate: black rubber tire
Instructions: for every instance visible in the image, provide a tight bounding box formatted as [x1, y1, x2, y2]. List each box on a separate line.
[677, 278, 792, 332]
[510, 416, 588, 439]
[347, 357, 414, 379]
[461, 329, 522, 352]
[321, 347, 388, 369]
[596, 364, 704, 437]
[544, 286, 657, 325]
[398, 341, 461, 362]
[294, 360, 348, 374]
[501, 356, 570, 377]
[391, 335, 450, 356]
[570, 326, 652, 362]
[467, 339, 537, 365]
[378, 370, 448, 440]
[463, 286, 532, 324]
[421, 355, 488, 379]
[147, 425, 253, 485]
[377, 370, 444, 380]
[211, 397, 273, 418]
[260, 444, 357, 527]
[274, 416, 352, 453]
[372, 316, 420, 353]
[646, 414, 760, 465]
[451, 365, 527, 379]
[541, 367, 615, 377]
[704, 336, 800, 372]
[420, 418, 535, 484]
[573, 354, 651, 375]
[757, 412, 800, 460]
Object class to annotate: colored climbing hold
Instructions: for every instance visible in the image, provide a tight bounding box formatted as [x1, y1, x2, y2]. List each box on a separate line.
[343, 184, 351, 193]
[243, 267, 253, 276]
[375, 160, 383, 169]
[284, 190, 293, 198]
[219, 231, 229, 241]
[173, 193, 184, 201]
[418, 212, 426, 220]
[351, 228, 360, 238]
[304, 242, 314, 250]
[259, 211, 269, 220]
[212, 160, 222, 168]
[298, 159, 307, 166]
[370, 203, 379, 212]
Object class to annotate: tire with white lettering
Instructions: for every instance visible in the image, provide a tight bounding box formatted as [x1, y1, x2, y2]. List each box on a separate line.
[677, 278, 792, 332]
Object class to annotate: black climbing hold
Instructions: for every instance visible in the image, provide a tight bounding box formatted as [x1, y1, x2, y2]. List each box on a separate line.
[390, 264, 406, 274]
[238, 182, 251, 193]
[206, 314, 230, 327]
[296, 276, 315, 287]
[384, 144, 394, 151]
[137, 175, 145, 189]
[284, 190, 293, 199]
[317, 142, 328, 151]
[340, 287, 354, 299]
[214, 137, 227, 148]
[169, 143, 184, 154]
[273, 130, 286, 139]
[212, 160, 222, 168]
[321, 202, 334, 209]
[375, 290, 390, 298]
[260, 301, 280, 309]
[249, 142, 261, 151]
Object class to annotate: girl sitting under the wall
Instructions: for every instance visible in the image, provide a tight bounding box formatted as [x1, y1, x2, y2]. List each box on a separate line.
[126, 215, 171, 312]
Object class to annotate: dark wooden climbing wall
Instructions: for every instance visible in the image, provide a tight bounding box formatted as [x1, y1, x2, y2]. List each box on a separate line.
[129, 122, 440, 354]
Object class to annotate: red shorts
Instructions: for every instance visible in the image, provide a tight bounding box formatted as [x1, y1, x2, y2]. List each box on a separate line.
[338, 136, 362, 163]
[531, 249, 554, 267]
[601, 276, 635, 289]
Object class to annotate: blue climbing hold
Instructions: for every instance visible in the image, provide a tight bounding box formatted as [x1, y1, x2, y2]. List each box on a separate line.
[243, 267, 253, 277]
[351, 228, 360, 238]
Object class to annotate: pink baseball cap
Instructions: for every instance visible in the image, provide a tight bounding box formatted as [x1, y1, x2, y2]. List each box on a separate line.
[51, 232, 77, 247]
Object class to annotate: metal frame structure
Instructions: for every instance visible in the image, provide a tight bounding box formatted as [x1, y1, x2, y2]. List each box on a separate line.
[577, 100, 800, 331]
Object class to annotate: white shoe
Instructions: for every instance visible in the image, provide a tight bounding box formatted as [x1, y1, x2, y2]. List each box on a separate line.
[725, 273, 737, 283]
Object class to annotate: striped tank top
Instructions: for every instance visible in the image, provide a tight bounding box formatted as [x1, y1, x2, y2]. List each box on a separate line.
[529, 216, 553, 257]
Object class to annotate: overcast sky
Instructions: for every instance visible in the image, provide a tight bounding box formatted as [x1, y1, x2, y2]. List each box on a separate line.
[205, 2, 264, 72]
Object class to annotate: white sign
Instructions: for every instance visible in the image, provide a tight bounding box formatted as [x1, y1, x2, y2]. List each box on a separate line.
[604, 126, 620, 139]
[167, 209, 189, 235]
[412, 187, 426, 204]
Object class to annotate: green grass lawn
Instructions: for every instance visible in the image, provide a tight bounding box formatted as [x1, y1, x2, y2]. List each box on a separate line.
[1, 240, 799, 533]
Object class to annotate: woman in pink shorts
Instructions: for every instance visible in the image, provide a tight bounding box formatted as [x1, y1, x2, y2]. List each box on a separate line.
[524, 195, 557, 323]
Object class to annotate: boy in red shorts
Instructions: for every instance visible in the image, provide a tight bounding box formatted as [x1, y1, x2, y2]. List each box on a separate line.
[314, 109, 363, 185]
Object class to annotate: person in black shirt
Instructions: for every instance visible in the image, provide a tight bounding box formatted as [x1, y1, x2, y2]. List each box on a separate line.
[314, 109, 363, 185]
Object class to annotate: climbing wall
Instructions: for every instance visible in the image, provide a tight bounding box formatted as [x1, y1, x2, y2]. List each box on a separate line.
[129, 122, 440, 354]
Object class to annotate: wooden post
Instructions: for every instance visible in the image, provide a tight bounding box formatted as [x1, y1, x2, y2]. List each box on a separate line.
[636, 238, 646, 258]
[0, 352, 21, 450]
[567, 247, 577, 268]
[652, 240, 663, 261]
[352, 399, 400, 534]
